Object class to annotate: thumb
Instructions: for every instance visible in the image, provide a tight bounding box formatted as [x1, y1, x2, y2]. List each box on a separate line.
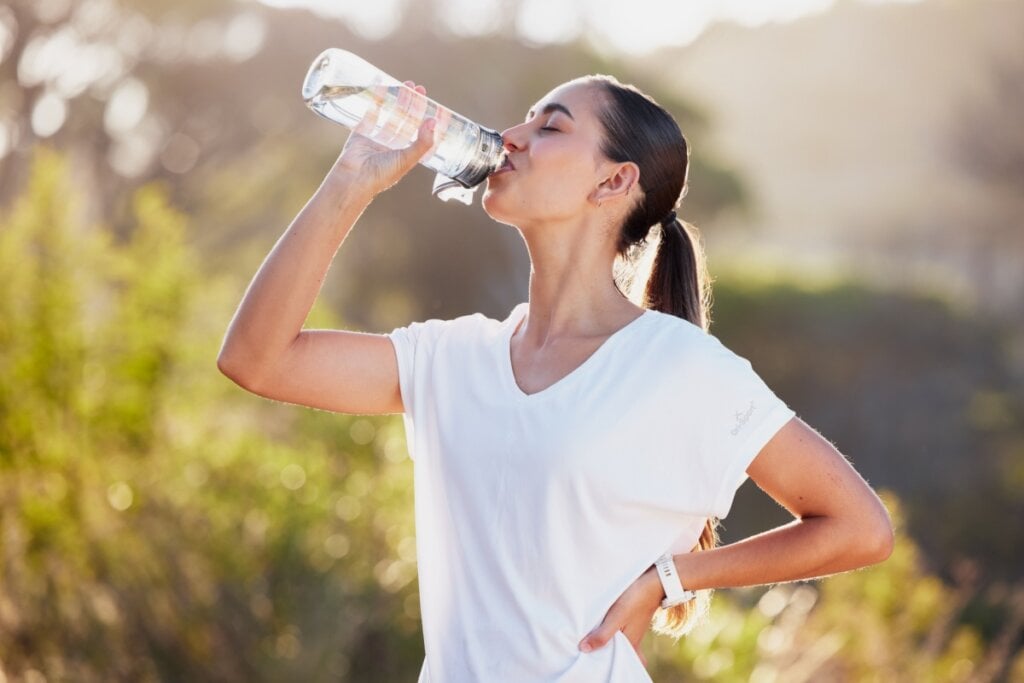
[406, 117, 436, 164]
[579, 624, 617, 653]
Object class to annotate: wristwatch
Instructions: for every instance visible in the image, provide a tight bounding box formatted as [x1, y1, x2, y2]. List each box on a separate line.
[654, 552, 696, 609]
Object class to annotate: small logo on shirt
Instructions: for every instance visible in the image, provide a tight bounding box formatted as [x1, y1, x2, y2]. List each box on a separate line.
[730, 400, 756, 436]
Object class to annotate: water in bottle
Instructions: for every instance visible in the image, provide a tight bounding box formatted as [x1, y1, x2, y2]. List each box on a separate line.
[301, 49, 505, 204]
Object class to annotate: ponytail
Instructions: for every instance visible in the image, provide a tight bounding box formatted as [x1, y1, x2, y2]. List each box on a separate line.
[644, 217, 712, 332]
[589, 72, 719, 638]
[645, 215, 719, 639]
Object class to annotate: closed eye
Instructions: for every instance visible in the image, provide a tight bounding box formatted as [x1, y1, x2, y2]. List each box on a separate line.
[539, 126, 559, 132]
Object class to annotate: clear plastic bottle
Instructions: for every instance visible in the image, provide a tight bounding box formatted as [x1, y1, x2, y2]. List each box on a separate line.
[301, 48, 504, 204]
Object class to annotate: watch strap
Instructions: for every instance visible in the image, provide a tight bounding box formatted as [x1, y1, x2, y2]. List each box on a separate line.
[654, 552, 696, 609]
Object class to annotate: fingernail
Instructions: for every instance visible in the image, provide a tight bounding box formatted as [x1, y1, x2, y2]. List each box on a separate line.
[580, 642, 592, 653]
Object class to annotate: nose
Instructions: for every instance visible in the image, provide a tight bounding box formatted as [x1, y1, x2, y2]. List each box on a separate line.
[500, 123, 526, 152]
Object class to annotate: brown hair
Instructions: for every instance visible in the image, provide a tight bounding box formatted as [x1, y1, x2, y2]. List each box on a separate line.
[590, 74, 718, 638]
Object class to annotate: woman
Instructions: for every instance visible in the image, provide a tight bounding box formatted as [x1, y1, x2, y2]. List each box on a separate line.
[218, 74, 894, 682]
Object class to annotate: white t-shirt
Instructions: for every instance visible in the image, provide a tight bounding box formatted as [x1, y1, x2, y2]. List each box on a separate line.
[387, 302, 795, 683]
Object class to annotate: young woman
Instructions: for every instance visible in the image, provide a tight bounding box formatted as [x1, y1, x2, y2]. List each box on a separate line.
[218, 74, 894, 682]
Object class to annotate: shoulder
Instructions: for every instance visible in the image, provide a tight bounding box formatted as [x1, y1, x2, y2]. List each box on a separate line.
[440, 309, 504, 342]
[641, 308, 716, 351]
[640, 308, 753, 373]
[389, 306, 511, 348]
[640, 311, 788, 430]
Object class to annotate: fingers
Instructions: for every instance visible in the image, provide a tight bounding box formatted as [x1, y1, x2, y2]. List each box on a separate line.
[579, 622, 616, 653]
[377, 80, 429, 150]
[352, 85, 384, 139]
[397, 116, 434, 166]
[580, 626, 648, 667]
[405, 81, 430, 148]
[580, 613, 649, 663]
[410, 117, 436, 163]
[377, 83, 409, 148]
[404, 80, 427, 95]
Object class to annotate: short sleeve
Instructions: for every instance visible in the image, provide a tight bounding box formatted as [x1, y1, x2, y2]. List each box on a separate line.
[386, 317, 451, 461]
[684, 334, 796, 519]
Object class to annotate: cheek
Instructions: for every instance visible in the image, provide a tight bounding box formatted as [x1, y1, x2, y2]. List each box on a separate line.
[530, 176, 587, 212]
[535, 165, 596, 215]
[529, 146, 596, 199]
[482, 143, 598, 218]
[482, 182, 590, 227]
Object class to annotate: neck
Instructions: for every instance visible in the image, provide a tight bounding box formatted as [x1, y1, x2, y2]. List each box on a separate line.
[515, 217, 640, 344]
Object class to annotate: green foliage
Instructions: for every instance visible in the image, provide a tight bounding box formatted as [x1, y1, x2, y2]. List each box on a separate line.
[2, 148, 1020, 681]
[0, 148, 420, 681]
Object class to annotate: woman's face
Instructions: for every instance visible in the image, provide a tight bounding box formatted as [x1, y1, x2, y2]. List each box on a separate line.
[482, 80, 613, 227]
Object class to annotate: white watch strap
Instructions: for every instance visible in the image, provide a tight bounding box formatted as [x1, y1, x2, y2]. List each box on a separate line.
[654, 552, 695, 609]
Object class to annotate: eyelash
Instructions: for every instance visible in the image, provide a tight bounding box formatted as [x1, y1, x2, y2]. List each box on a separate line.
[539, 126, 558, 132]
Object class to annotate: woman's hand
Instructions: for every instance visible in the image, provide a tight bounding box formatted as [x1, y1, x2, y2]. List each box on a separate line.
[327, 80, 437, 197]
[578, 566, 664, 666]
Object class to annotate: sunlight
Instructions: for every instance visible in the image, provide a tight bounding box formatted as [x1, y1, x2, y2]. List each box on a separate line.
[515, 0, 581, 47]
[103, 77, 148, 135]
[260, 0, 404, 39]
[438, 0, 504, 37]
[255, 0, 924, 54]
[30, 92, 67, 138]
[223, 11, 268, 62]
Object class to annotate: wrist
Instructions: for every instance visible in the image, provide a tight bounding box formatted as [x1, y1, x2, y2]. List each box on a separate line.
[653, 552, 696, 609]
[643, 565, 666, 605]
[321, 169, 378, 204]
[634, 565, 667, 614]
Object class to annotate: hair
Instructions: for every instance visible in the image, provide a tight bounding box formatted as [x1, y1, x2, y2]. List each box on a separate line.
[587, 74, 718, 639]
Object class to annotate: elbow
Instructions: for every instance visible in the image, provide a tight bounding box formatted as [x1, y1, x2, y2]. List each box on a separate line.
[858, 510, 896, 566]
[821, 505, 895, 570]
[218, 331, 294, 394]
[216, 347, 243, 384]
[217, 345, 261, 392]
[870, 516, 896, 563]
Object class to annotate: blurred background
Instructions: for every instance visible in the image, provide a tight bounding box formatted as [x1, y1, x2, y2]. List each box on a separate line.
[1, 0, 1022, 680]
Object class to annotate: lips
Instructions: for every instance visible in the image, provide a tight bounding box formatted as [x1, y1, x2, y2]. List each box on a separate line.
[490, 153, 515, 176]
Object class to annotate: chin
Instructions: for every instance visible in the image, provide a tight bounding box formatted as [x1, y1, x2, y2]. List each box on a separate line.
[481, 186, 514, 224]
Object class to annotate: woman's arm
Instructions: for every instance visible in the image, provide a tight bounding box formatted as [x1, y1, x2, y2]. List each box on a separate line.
[671, 413, 897, 589]
[217, 83, 436, 414]
[667, 415, 894, 590]
[579, 416, 893, 655]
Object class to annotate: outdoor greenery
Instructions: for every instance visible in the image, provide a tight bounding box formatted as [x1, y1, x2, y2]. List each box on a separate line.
[2, 147, 1020, 681]
[2, 0, 1022, 679]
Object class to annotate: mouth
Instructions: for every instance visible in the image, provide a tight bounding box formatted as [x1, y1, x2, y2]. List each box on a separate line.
[490, 153, 515, 176]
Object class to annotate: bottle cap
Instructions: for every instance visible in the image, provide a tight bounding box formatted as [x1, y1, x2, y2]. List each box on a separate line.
[450, 127, 504, 189]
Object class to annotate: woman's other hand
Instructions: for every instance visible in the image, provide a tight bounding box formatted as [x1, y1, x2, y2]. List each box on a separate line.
[327, 80, 437, 197]
[578, 566, 663, 666]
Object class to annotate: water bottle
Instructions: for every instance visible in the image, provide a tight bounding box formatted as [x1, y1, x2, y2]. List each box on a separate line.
[301, 48, 505, 205]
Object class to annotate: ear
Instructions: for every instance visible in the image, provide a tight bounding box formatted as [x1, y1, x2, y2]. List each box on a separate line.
[591, 161, 640, 206]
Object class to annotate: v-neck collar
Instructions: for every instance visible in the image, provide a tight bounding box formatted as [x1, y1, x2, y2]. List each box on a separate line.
[501, 302, 653, 403]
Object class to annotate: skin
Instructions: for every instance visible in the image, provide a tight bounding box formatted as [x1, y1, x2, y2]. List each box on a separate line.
[218, 78, 895, 670]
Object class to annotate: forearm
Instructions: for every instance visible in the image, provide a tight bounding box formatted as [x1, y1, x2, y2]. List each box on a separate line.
[595, 515, 889, 655]
[218, 172, 374, 379]
[670, 515, 891, 593]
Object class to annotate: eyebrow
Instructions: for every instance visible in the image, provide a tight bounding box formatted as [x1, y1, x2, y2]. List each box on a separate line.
[525, 102, 575, 122]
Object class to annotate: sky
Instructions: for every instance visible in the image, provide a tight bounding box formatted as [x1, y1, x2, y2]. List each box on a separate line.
[256, 0, 924, 56]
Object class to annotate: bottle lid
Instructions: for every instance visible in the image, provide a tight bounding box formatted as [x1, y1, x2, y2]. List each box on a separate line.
[450, 127, 504, 189]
